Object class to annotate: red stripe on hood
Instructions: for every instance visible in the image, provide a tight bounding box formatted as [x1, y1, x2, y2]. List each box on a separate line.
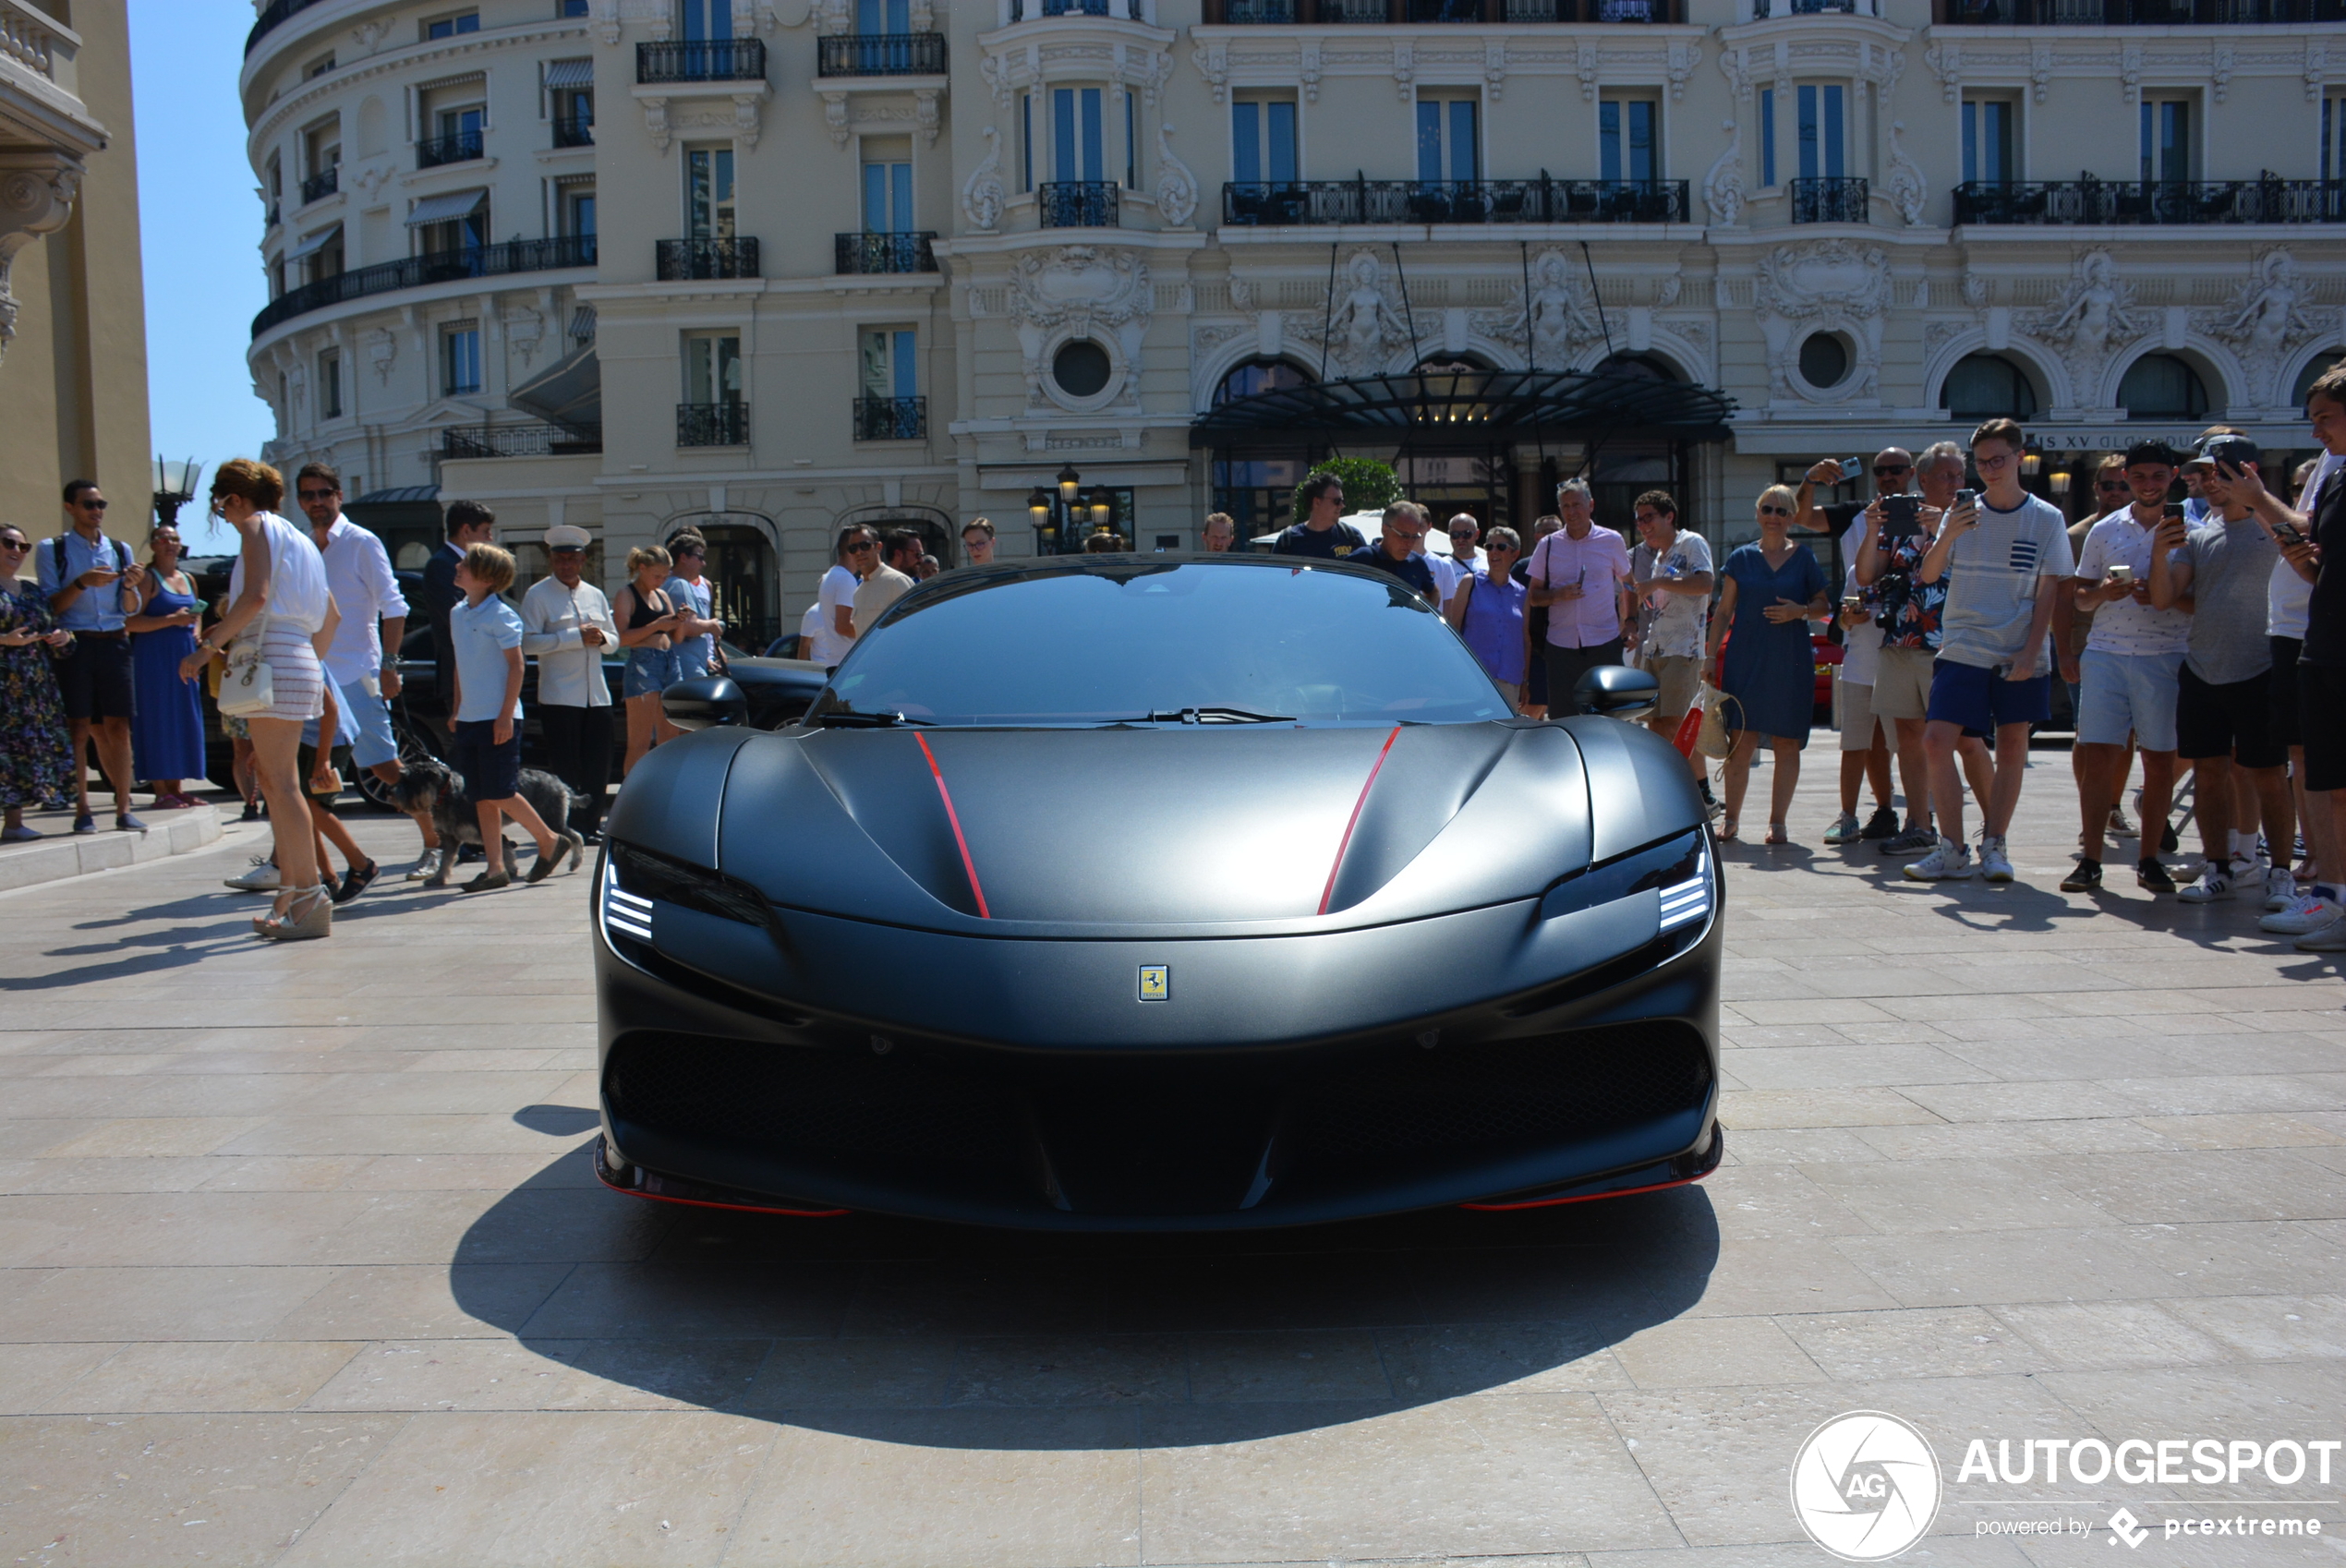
[1317, 725, 1401, 916]
[914, 731, 990, 919]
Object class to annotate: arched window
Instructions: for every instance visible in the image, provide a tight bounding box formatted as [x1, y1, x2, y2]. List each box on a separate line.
[1213, 357, 1312, 406]
[2292, 351, 2344, 410]
[2119, 354, 2208, 421]
[1940, 354, 2038, 421]
[1595, 354, 1676, 382]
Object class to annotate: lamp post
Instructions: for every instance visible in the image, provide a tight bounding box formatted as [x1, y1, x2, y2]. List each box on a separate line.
[1030, 464, 1119, 553]
[152, 457, 203, 529]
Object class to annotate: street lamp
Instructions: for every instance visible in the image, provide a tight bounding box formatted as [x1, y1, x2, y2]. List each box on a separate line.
[2049, 470, 2072, 498]
[152, 456, 203, 528]
[2021, 450, 2042, 478]
[1027, 486, 1057, 553]
[1056, 464, 1082, 507]
[1086, 487, 1115, 532]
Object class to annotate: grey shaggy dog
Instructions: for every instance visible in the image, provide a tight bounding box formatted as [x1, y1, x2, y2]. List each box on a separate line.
[387, 755, 582, 887]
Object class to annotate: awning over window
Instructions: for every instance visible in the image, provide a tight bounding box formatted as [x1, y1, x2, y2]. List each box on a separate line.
[543, 58, 593, 89]
[284, 223, 341, 261]
[405, 188, 487, 227]
[1189, 368, 1736, 449]
[509, 341, 600, 432]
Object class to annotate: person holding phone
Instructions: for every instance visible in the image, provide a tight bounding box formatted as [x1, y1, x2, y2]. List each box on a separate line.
[37, 480, 147, 834]
[614, 545, 682, 777]
[2150, 435, 2291, 905]
[2061, 455, 2141, 845]
[2062, 441, 2192, 894]
[1907, 418, 2075, 884]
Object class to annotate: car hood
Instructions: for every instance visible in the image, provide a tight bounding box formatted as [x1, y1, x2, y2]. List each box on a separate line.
[701, 723, 1594, 935]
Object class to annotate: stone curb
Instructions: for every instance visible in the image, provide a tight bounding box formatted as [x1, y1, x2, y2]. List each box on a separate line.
[0, 806, 230, 895]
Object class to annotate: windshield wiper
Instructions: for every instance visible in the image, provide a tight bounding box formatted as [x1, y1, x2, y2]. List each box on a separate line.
[1141, 706, 1297, 725]
[805, 706, 932, 728]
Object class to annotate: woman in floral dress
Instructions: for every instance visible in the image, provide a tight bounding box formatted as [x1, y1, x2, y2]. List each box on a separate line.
[0, 524, 76, 841]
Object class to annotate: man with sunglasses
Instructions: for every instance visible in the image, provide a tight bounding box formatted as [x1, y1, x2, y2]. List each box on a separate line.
[37, 481, 146, 833]
[1426, 513, 1481, 612]
[1348, 501, 1440, 601]
[1526, 479, 1633, 717]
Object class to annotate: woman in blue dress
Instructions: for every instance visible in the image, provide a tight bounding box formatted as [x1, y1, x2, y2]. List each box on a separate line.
[1705, 485, 1830, 843]
[127, 524, 210, 808]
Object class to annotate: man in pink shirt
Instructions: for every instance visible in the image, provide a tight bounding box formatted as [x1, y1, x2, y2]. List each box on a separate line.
[1526, 478, 1635, 715]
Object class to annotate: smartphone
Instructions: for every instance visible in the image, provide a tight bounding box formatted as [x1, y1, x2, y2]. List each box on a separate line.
[1953, 488, 1977, 517]
[2162, 502, 2186, 524]
[1837, 456, 1866, 482]
[2106, 563, 2134, 584]
[2274, 522, 2308, 548]
[1881, 493, 1922, 537]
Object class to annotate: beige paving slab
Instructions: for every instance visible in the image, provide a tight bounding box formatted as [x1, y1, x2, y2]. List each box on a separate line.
[0, 1340, 124, 1414]
[38, 1339, 364, 1414]
[1185, 1329, 1394, 1404]
[0, 1264, 340, 1343]
[304, 1335, 770, 1412]
[1988, 1300, 2234, 1371]
[1798, 1157, 2117, 1234]
[1611, 1315, 1827, 1389]
[1716, 1088, 1942, 1129]
[1775, 1306, 2052, 1381]
[2159, 1293, 2346, 1360]
[268, 1262, 574, 1341]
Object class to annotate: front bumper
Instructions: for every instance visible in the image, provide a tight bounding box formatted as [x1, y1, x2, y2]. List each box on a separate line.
[593, 858, 1723, 1232]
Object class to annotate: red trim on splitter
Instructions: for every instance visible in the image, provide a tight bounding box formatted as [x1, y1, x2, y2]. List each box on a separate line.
[1317, 725, 1402, 916]
[914, 731, 990, 919]
[594, 1164, 849, 1216]
[1458, 1171, 1712, 1212]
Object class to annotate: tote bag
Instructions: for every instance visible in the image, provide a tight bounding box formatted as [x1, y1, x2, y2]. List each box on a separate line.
[216, 613, 275, 718]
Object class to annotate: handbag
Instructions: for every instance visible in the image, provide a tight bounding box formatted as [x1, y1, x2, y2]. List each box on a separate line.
[1694, 682, 1743, 760]
[217, 612, 276, 718]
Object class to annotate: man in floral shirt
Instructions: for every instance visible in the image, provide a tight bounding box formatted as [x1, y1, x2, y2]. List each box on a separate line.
[1855, 440, 1994, 856]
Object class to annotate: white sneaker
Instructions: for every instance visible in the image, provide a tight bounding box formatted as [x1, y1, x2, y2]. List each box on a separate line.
[1979, 838, 2014, 883]
[2297, 919, 2346, 952]
[2264, 866, 2298, 912]
[2261, 890, 2344, 935]
[2177, 864, 2235, 903]
[405, 848, 443, 882]
[223, 855, 280, 892]
[1904, 838, 1975, 881]
[1822, 812, 1861, 845]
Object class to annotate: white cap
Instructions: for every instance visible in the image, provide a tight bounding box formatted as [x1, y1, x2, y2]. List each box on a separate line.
[543, 524, 591, 550]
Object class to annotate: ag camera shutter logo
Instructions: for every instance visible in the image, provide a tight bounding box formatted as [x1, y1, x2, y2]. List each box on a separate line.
[1790, 1410, 1943, 1562]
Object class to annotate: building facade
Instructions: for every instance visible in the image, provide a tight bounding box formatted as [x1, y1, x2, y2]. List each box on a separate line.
[246, 0, 2346, 642]
[3, 0, 151, 537]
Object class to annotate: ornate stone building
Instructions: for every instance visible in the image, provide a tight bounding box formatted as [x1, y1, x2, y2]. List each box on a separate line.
[3, 0, 151, 534]
[245, 0, 2346, 643]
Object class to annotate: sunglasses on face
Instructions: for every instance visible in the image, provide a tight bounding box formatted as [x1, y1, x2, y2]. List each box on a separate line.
[1759, 504, 1793, 516]
[77, 500, 108, 512]
[846, 542, 877, 555]
[1449, 529, 1475, 539]
[0, 538, 26, 551]
[297, 489, 338, 502]
[1874, 464, 1912, 476]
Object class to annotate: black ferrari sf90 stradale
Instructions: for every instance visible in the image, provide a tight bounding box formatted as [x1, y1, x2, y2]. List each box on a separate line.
[593, 554, 1722, 1230]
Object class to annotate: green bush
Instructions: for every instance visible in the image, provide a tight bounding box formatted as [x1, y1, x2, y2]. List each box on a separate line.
[1291, 457, 1401, 520]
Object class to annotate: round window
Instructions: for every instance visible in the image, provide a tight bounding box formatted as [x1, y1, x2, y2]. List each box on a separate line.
[1052, 340, 1113, 399]
[1798, 333, 1850, 391]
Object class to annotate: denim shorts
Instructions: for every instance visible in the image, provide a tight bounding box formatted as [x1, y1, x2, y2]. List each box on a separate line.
[333, 678, 401, 769]
[1926, 657, 2051, 732]
[623, 646, 677, 700]
[2075, 647, 2182, 753]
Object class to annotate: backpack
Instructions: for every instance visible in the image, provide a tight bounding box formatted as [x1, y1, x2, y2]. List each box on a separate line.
[53, 534, 130, 586]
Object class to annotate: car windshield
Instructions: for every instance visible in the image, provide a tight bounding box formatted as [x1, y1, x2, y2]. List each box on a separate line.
[816, 559, 1510, 728]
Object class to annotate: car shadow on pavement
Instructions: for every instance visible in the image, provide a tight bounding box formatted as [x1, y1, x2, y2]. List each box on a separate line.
[449, 1144, 1723, 1445]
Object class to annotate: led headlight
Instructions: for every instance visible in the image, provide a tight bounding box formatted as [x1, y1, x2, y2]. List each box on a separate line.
[602, 857, 654, 943]
[1540, 828, 1712, 933]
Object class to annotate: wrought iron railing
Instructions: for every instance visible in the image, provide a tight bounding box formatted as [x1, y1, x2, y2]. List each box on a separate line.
[552, 115, 596, 149]
[656, 237, 761, 280]
[298, 167, 338, 205]
[635, 39, 767, 82]
[1009, 0, 1145, 14]
[251, 235, 597, 339]
[853, 396, 928, 441]
[441, 423, 605, 460]
[1221, 175, 1691, 225]
[1939, 0, 2340, 19]
[835, 231, 939, 273]
[1789, 175, 1869, 223]
[1953, 175, 2346, 225]
[416, 130, 485, 169]
[1214, 0, 1678, 15]
[817, 32, 947, 74]
[1039, 182, 1120, 227]
[265, 202, 282, 229]
[678, 402, 750, 447]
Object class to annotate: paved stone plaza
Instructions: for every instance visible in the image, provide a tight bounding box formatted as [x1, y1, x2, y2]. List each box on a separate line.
[2, 744, 2343, 1567]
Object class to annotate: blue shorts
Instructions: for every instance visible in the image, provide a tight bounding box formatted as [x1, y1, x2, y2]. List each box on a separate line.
[1926, 657, 2051, 733]
[623, 647, 676, 700]
[451, 718, 523, 803]
[2076, 647, 2182, 753]
[333, 678, 400, 768]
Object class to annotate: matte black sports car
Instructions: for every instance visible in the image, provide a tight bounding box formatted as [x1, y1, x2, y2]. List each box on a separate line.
[592, 554, 1723, 1230]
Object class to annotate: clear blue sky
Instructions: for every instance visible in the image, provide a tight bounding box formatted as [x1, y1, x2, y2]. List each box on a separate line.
[129, 0, 273, 528]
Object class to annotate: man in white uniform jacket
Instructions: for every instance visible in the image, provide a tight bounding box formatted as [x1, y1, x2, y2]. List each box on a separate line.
[520, 525, 620, 840]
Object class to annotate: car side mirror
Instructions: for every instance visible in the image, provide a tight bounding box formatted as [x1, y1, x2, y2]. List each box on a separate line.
[1573, 664, 1660, 720]
[662, 676, 748, 730]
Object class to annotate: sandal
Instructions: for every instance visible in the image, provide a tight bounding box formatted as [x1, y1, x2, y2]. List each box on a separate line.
[254, 884, 333, 942]
[1766, 823, 1790, 845]
[1718, 818, 1740, 841]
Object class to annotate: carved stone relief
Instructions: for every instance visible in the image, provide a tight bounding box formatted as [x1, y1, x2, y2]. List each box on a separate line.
[2197, 247, 2324, 404]
[1470, 249, 1604, 369]
[1006, 246, 1152, 410]
[1752, 239, 1892, 403]
[1154, 125, 1198, 229]
[2016, 249, 2146, 404]
[961, 125, 1005, 233]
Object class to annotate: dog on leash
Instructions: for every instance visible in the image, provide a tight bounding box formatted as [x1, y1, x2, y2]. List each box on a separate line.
[387, 755, 582, 888]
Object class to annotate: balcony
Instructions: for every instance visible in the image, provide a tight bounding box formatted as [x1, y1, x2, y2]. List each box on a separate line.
[817, 33, 948, 75]
[441, 423, 604, 460]
[835, 231, 939, 273]
[678, 402, 749, 447]
[246, 0, 330, 56]
[1038, 182, 1119, 227]
[1937, 0, 2340, 19]
[265, 202, 281, 229]
[1207, 0, 1677, 17]
[1010, 0, 1146, 15]
[656, 237, 760, 280]
[298, 167, 338, 205]
[552, 115, 595, 149]
[853, 396, 927, 441]
[249, 235, 597, 339]
[1789, 175, 1868, 223]
[1953, 175, 2346, 225]
[635, 39, 767, 82]
[1221, 176, 1691, 225]
[416, 130, 485, 170]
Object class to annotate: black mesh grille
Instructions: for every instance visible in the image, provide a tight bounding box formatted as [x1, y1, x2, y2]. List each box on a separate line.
[1281, 1022, 1711, 1177]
